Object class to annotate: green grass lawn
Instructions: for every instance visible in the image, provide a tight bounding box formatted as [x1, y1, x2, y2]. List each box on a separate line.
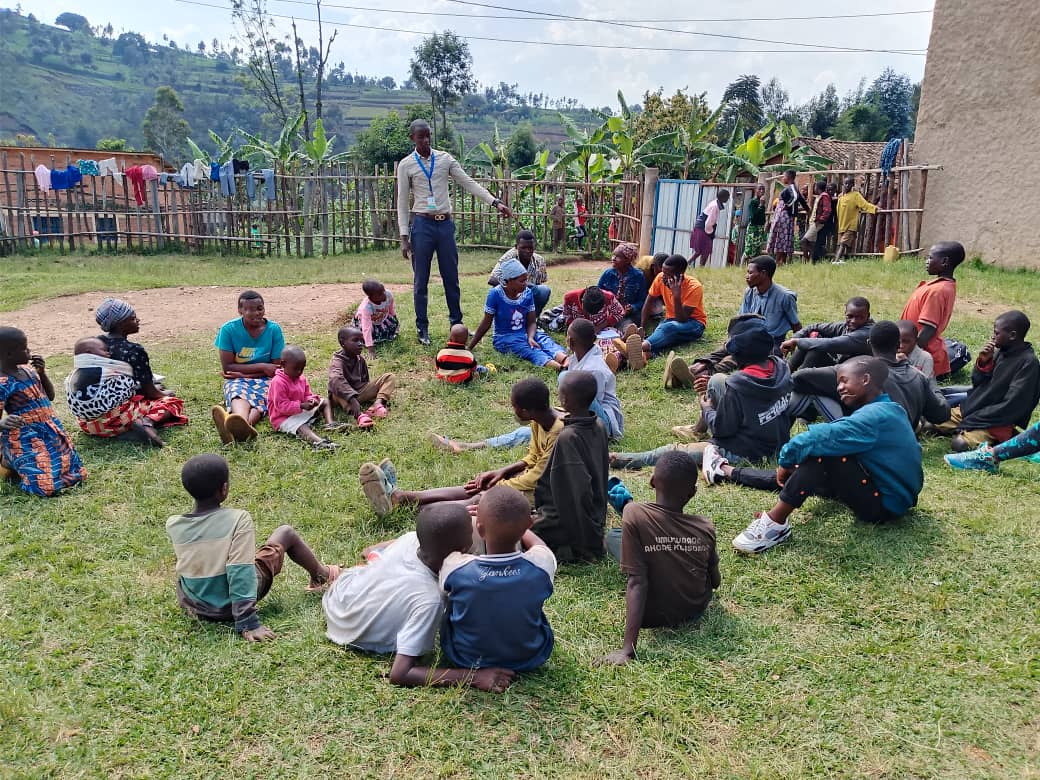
[1, 255, 1038, 778]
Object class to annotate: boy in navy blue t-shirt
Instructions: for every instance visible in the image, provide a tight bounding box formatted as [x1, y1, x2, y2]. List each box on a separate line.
[439, 484, 557, 672]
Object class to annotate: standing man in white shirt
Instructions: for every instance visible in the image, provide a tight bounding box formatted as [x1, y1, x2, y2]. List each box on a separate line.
[398, 120, 513, 345]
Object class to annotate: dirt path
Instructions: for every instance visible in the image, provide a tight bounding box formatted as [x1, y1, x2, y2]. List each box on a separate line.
[4, 261, 609, 356]
[5, 283, 412, 356]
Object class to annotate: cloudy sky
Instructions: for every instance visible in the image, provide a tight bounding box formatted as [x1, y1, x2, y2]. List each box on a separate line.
[19, 0, 933, 108]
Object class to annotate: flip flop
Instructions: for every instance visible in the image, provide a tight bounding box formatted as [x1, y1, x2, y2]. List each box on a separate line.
[367, 403, 388, 419]
[356, 413, 375, 429]
[211, 405, 233, 445]
[305, 563, 343, 592]
[225, 413, 258, 442]
[359, 461, 394, 516]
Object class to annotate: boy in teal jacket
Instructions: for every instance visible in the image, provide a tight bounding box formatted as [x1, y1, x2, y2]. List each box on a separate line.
[705, 356, 923, 553]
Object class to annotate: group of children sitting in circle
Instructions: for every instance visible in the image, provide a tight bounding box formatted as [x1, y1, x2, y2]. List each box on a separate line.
[1, 233, 1038, 690]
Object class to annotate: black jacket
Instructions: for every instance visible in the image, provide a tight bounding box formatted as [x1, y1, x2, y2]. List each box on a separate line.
[792, 319, 874, 363]
[533, 413, 610, 563]
[961, 342, 1039, 430]
[704, 356, 793, 461]
[792, 357, 950, 427]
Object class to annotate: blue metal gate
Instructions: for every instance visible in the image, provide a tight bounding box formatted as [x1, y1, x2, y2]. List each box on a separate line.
[651, 179, 734, 267]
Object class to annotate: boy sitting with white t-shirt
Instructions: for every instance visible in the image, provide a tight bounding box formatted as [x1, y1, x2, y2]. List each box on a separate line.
[322, 498, 516, 693]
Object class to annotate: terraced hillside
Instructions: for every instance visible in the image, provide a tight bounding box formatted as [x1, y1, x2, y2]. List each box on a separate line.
[0, 9, 585, 156]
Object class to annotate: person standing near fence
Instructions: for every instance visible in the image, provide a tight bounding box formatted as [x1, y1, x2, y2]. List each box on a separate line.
[398, 120, 513, 346]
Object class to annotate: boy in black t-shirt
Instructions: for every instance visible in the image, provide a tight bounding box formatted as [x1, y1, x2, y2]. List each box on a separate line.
[600, 451, 720, 666]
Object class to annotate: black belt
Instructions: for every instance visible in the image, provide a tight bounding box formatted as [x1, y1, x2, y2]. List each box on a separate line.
[414, 212, 451, 221]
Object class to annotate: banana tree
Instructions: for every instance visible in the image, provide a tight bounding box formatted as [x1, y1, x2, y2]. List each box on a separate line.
[464, 123, 509, 180]
[239, 113, 304, 169]
[186, 130, 238, 165]
[707, 119, 832, 181]
[554, 112, 615, 183]
[298, 118, 349, 170]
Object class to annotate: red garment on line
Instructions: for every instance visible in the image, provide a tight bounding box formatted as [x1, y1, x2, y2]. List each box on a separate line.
[125, 166, 147, 206]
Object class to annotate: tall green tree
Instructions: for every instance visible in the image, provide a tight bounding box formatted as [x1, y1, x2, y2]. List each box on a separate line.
[505, 123, 538, 170]
[409, 31, 475, 145]
[142, 86, 192, 161]
[866, 67, 915, 139]
[801, 84, 841, 138]
[55, 12, 90, 33]
[719, 74, 763, 139]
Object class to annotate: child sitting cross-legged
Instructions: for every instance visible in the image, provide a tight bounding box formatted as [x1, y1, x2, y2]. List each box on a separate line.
[435, 324, 490, 384]
[0, 327, 85, 496]
[268, 345, 342, 451]
[166, 454, 341, 641]
[328, 326, 396, 429]
[323, 502, 516, 692]
[599, 451, 720, 666]
[469, 258, 567, 371]
[354, 279, 399, 360]
[440, 484, 557, 673]
[361, 378, 563, 516]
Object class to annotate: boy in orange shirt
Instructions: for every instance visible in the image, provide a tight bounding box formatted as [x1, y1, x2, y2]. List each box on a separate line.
[636, 254, 707, 364]
[900, 241, 964, 379]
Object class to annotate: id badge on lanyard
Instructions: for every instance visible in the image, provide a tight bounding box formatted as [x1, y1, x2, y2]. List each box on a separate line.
[415, 151, 436, 210]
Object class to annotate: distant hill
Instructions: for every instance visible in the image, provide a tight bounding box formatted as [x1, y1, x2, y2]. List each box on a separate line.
[0, 9, 595, 158]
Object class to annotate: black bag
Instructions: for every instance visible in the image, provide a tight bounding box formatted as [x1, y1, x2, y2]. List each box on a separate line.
[945, 338, 971, 375]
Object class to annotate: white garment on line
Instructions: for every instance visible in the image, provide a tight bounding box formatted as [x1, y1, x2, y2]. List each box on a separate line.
[98, 157, 122, 182]
[178, 162, 196, 188]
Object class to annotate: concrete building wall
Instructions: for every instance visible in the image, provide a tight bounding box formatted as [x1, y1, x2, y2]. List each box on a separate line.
[914, 0, 1040, 269]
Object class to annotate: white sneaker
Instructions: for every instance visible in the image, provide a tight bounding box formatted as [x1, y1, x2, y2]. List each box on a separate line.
[702, 443, 728, 485]
[732, 512, 792, 553]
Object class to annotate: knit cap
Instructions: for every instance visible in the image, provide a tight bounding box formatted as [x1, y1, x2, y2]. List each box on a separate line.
[725, 315, 772, 362]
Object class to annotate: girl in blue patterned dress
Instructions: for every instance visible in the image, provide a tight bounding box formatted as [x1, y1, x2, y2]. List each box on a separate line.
[0, 327, 85, 497]
[212, 290, 285, 443]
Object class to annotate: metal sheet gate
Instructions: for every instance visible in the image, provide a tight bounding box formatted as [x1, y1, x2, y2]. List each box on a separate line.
[650, 179, 735, 267]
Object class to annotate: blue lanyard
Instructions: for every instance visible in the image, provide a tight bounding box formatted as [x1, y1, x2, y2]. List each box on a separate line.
[414, 151, 435, 195]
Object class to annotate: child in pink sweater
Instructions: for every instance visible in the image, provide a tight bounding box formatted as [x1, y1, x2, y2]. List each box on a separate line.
[267, 345, 343, 450]
[354, 280, 399, 359]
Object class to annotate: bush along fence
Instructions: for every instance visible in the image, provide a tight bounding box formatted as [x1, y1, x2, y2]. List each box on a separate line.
[0, 150, 642, 257]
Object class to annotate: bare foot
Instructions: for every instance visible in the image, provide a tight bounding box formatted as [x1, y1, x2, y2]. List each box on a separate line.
[306, 564, 342, 592]
[117, 422, 164, 448]
[428, 432, 465, 454]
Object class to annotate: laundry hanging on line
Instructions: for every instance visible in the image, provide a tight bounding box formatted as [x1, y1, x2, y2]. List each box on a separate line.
[77, 160, 100, 176]
[50, 165, 83, 191]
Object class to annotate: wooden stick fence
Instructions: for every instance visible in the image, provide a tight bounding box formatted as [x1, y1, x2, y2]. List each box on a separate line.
[0, 150, 643, 258]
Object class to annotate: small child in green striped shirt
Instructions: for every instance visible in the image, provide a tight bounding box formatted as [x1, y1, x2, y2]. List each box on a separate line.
[166, 454, 341, 641]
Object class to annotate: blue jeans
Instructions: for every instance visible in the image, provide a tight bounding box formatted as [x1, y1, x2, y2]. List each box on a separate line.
[410, 216, 462, 332]
[646, 319, 705, 355]
[484, 426, 531, 449]
[531, 284, 551, 316]
[493, 330, 563, 367]
[482, 400, 616, 450]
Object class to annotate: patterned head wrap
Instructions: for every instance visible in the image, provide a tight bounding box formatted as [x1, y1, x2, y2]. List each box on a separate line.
[95, 298, 136, 332]
[499, 258, 528, 281]
[613, 242, 638, 262]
